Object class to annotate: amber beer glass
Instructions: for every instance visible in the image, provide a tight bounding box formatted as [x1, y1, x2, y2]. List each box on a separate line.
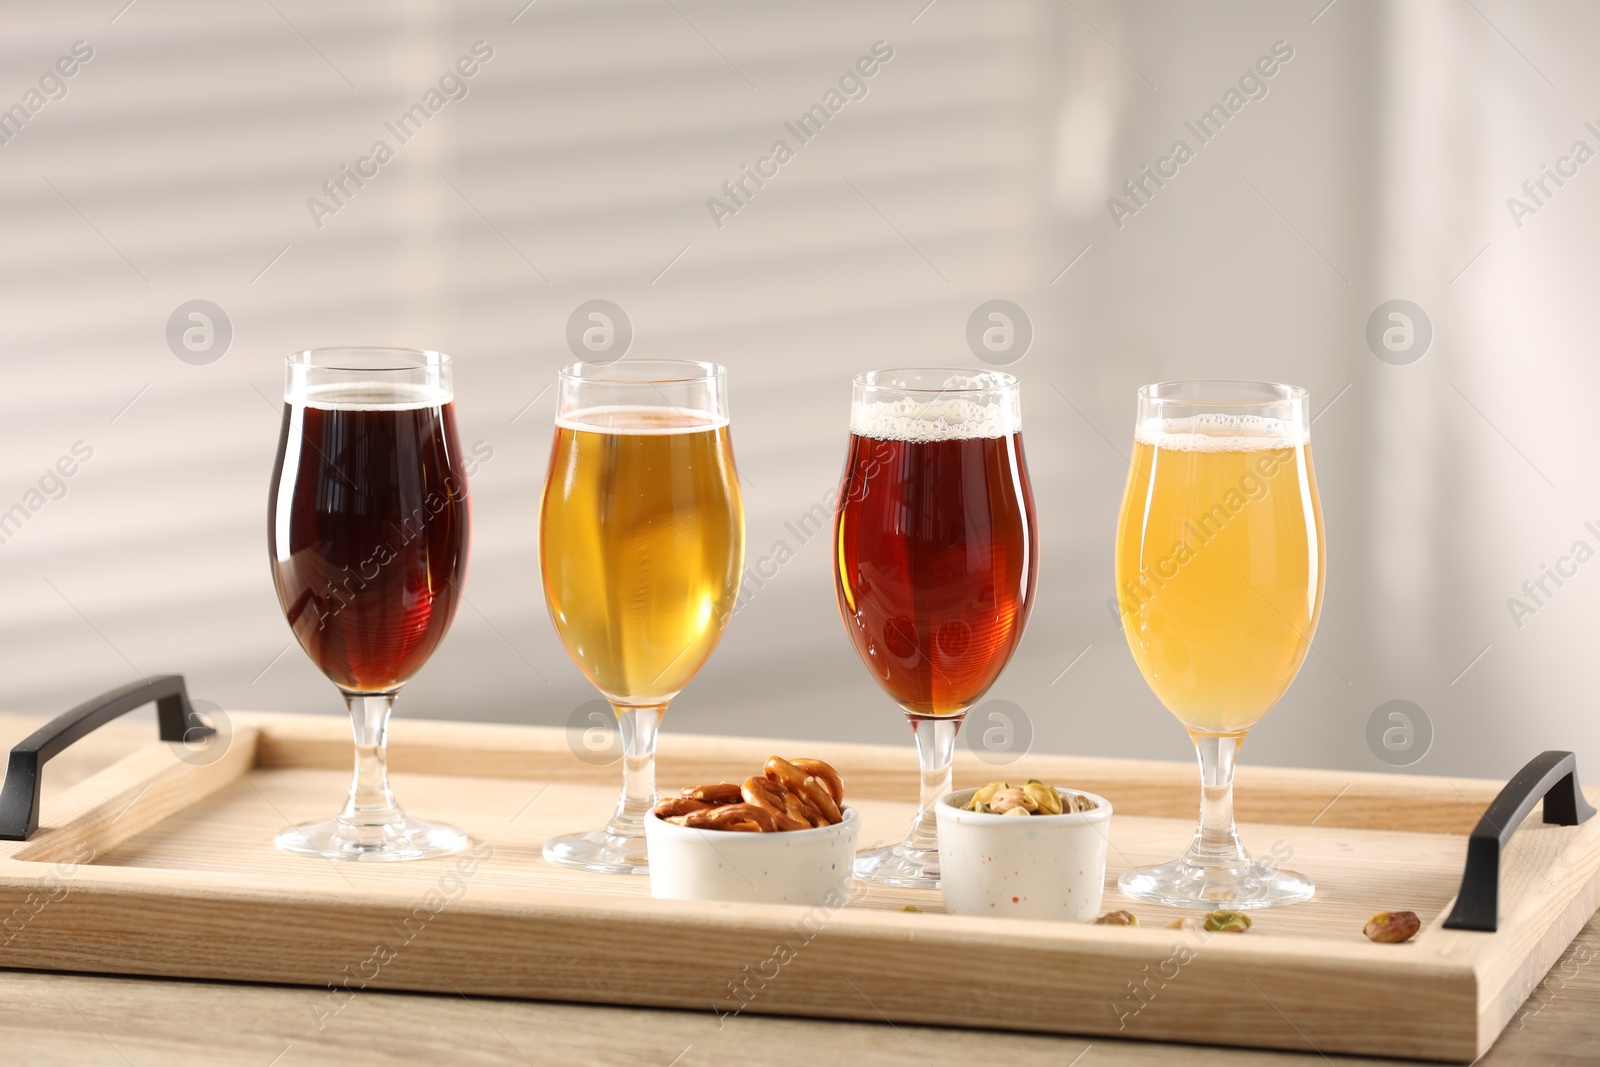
[1115, 380, 1324, 908]
[268, 348, 470, 862]
[834, 369, 1037, 888]
[540, 360, 743, 874]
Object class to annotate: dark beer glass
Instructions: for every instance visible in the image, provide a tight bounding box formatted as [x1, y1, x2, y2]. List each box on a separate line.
[268, 347, 470, 862]
[833, 369, 1037, 888]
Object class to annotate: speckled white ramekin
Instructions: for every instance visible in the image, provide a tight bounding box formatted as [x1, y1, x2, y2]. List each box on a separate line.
[936, 787, 1112, 921]
[645, 806, 860, 905]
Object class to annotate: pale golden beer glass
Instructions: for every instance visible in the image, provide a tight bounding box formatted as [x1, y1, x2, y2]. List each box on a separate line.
[540, 361, 743, 874]
[1115, 381, 1323, 908]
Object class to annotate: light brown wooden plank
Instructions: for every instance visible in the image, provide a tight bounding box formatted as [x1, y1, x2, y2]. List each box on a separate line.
[0, 710, 1596, 1062]
[1, 711, 1598, 1066]
[4, 929, 1600, 1067]
[247, 710, 1508, 831]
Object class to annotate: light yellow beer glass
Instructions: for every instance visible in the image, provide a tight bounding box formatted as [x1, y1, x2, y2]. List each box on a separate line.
[1115, 381, 1323, 908]
[539, 360, 744, 874]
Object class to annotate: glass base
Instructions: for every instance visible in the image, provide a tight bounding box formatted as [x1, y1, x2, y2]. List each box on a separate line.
[543, 827, 649, 875]
[1118, 858, 1314, 910]
[853, 843, 940, 889]
[275, 817, 469, 863]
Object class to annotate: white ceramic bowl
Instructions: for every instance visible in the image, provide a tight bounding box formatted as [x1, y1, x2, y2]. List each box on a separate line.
[936, 786, 1112, 921]
[645, 807, 861, 906]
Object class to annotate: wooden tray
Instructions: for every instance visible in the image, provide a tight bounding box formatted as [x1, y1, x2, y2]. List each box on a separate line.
[1, 679, 1596, 1063]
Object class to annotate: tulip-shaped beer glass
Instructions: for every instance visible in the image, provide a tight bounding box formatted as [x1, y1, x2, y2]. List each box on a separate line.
[1114, 380, 1324, 908]
[539, 360, 744, 874]
[833, 369, 1038, 888]
[268, 347, 471, 861]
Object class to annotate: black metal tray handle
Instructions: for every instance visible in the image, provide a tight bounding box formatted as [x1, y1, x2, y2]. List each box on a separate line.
[1443, 750, 1596, 932]
[0, 675, 206, 842]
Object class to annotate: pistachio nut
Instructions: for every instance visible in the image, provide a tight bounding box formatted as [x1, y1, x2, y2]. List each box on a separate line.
[1363, 910, 1421, 943]
[968, 781, 1008, 811]
[1204, 910, 1252, 933]
[1093, 910, 1139, 926]
[1023, 779, 1064, 815]
[988, 787, 1035, 815]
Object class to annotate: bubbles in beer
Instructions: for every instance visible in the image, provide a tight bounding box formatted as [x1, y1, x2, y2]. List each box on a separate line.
[557, 404, 727, 434]
[851, 388, 1021, 442]
[1135, 413, 1303, 453]
[300, 381, 452, 411]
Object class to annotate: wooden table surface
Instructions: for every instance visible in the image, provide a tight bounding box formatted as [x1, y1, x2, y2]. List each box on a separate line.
[1, 713, 1595, 1067]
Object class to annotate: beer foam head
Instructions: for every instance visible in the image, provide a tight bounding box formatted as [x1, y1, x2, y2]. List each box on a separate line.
[1136, 413, 1304, 452]
[852, 374, 1021, 441]
[299, 381, 451, 410]
[558, 404, 727, 434]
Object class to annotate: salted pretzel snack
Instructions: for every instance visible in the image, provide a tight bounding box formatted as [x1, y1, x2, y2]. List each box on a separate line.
[652, 756, 847, 832]
[790, 758, 844, 804]
[652, 796, 712, 818]
[678, 803, 777, 833]
[741, 774, 813, 831]
[684, 782, 743, 805]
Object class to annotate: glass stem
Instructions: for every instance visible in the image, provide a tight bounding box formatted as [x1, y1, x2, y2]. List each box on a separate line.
[604, 704, 664, 840]
[1182, 733, 1250, 870]
[902, 714, 961, 858]
[337, 690, 404, 838]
